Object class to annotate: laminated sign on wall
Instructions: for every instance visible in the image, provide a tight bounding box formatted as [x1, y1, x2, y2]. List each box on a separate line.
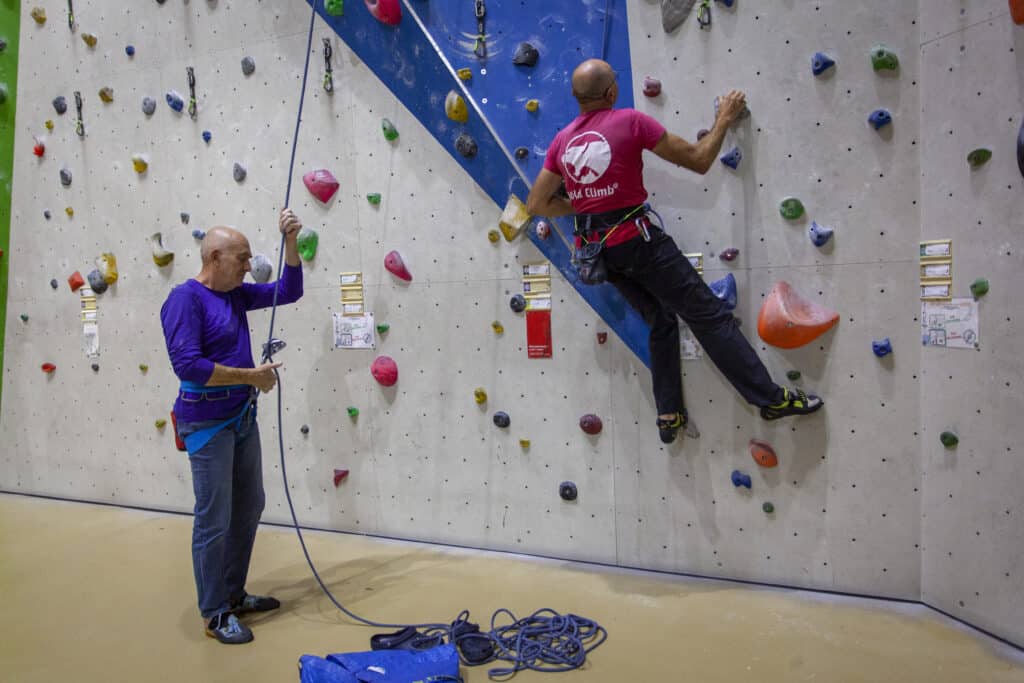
[921, 298, 979, 350]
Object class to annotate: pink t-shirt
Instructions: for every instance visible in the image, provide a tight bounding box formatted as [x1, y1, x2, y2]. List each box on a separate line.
[544, 108, 666, 246]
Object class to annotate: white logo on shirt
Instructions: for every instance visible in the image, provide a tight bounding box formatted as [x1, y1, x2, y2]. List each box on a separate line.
[562, 131, 611, 185]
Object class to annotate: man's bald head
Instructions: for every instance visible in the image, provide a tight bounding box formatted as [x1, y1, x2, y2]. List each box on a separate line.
[571, 59, 617, 105]
[200, 226, 250, 264]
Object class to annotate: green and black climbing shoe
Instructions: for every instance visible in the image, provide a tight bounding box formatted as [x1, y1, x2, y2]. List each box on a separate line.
[760, 387, 823, 421]
[657, 411, 687, 444]
[205, 612, 253, 645]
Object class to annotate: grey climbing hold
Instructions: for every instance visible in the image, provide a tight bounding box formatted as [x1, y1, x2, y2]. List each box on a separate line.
[50, 278, 58, 289]
[515, 147, 529, 160]
[180, 212, 190, 224]
[559, 481, 578, 501]
[493, 411, 511, 428]
[233, 162, 247, 182]
[300, 424, 310, 435]
[510, 293, 527, 313]
[87, 269, 108, 294]
[142, 96, 157, 116]
[661, 0, 697, 32]
[44, 210, 52, 220]
[91, 363, 100, 372]
[60, 168, 72, 187]
[241, 56, 256, 75]
[250, 254, 272, 283]
[53, 95, 68, 115]
[512, 42, 539, 67]
[455, 133, 478, 158]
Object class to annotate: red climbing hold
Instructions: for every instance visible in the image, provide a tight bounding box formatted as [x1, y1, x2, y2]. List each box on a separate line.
[757, 281, 839, 349]
[365, 0, 402, 26]
[750, 439, 778, 468]
[1012, 0, 1024, 25]
[302, 169, 340, 203]
[33, 141, 45, 157]
[596, 332, 608, 344]
[41, 363, 56, 374]
[67, 271, 85, 292]
[371, 355, 398, 386]
[384, 250, 412, 281]
[333, 469, 350, 486]
[579, 414, 603, 435]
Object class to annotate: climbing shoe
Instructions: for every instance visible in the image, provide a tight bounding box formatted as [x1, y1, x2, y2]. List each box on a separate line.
[230, 592, 280, 615]
[657, 411, 687, 444]
[205, 612, 253, 644]
[760, 387, 823, 421]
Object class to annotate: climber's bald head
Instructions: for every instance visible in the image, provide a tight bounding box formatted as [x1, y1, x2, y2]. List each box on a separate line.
[571, 59, 618, 109]
[198, 226, 253, 291]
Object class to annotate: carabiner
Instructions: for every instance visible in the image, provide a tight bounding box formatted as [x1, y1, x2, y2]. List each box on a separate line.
[73, 90, 84, 137]
[474, 0, 487, 58]
[186, 66, 197, 120]
[323, 38, 334, 93]
[67, 0, 75, 31]
[697, 0, 711, 29]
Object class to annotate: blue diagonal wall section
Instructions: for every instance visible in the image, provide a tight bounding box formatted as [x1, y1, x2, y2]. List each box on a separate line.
[310, 0, 651, 365]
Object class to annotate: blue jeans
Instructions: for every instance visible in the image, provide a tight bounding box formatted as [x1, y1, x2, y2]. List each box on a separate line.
[177, 406, 265, 620]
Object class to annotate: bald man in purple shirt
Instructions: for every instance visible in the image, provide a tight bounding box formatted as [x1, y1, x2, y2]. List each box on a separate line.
[160, 208, 303, 644]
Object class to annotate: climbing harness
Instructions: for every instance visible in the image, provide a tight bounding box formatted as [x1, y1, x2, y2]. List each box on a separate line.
[176, 381, 256, 453]
[255, 4, 608, 677]
[67, 0, 74, 31]
[187, 67, 197, 120]
[473, 0, 487, 58]
[322, 38, 334, 93]
[73, 91, 84, 137]
[697, 0, 712, 29]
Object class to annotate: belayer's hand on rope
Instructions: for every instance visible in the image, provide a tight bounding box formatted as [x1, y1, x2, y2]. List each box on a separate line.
[251, 362, 283, 393]
[280, 207, 303, 239]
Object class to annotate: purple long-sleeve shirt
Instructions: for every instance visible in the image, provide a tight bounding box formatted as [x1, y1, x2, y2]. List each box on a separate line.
[160, 264, 303, 423]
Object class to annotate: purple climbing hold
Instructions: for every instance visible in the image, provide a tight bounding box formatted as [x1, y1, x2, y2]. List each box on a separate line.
[720, 146, 742, 170]
[696, 128, 710, 141]
[809, 221, 834, 247]
[869, 109, 892, 130]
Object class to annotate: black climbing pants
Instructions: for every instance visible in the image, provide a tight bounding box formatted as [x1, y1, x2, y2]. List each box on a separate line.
[603, 225, 784, 416]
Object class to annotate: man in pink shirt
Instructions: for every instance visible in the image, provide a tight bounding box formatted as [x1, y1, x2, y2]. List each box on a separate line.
[527, 59, 823, 443]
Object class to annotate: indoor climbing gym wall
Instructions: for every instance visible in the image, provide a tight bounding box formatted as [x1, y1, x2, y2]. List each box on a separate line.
[0, 0, 1021, 653]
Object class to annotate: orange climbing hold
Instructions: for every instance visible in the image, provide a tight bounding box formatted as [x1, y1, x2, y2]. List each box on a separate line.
[1012, 0, 1024, 25]
[67, 271, 85, 292]
[757, 281, 839, 349]
[749, 439, 778, 468]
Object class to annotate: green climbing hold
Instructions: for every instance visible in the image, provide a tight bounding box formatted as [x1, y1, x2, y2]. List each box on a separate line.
[786, 370, 801, 381]
[347, 406, 359, 418]
[297, 228, 319, 261]
[376, 323, 390, 334]
[0, 84, 9, 105]
[382, 118, 399, 141]
[19, 314, 28, 322]
[779, 197, 805, 220]
[367, 193, 382, 205]
[139, 364, 149, 373]
[871, 44, 899, 71]
[763, 502, 775, 514]
[970, 278, 989, 299]
[155, 419, 167, 430]
[325, 0, 343, 15]
[940, 431, 959, 448]
[967, 148, 992, 168]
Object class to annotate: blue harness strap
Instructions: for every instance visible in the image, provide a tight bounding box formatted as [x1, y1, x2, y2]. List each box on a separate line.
[179, 381, 255, 454]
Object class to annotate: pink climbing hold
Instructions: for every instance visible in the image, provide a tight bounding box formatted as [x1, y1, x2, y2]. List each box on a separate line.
[302, 169, 340, 203]
[642, 77, 662, 97]
[384, 250, 412, 281]
[579, 414, 603, 435]
[333, 469, 350, 486]
[365, 0, 402, 26]
[371, 355, 399, 386]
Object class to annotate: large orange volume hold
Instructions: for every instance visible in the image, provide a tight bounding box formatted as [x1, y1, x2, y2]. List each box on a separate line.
[757, 281, 839, 349]
[1011, 0, 1024, 25]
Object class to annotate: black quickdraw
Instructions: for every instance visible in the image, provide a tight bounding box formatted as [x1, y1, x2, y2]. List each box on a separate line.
[473, 0, 487, 59]
[187, 66, 197, 120]
[323, 38, 334, 93]
[73, 90, 84, 137]
[697, 0, 711, 29]
[67, 0, 75, 31]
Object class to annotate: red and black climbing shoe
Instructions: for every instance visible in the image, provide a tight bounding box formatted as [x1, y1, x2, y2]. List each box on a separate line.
[205, 612, 253, 645]
[760, 387, 824, 421]
[657, 411, 687, 444]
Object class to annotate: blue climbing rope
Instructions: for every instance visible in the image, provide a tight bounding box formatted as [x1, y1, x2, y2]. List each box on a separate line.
[261, 2, 607, 678]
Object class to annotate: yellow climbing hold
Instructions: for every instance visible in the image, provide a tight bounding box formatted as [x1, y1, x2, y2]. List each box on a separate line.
[139, 364, 149, 373]
[474, 387, 488, 404]
[99, 87, 114, 103]
[445, 90, 469, 123]
[132, 154, 149, 174]
[82, 33, 98, 48]
[491, 320, 504, 335]
[498, 195, 531, 242]
[488, 229, 501, 243]
[45, 120, 54, 131]
[457, 68, 472, 81]
[155, 419, 167, 429]
[519, 439, 531, 449]
[65, 207, 74, 217]
[31, 7, 46, 24]
[150, 233, 174, 267]
[98, 253, 119, 284]
[525, 99, 539, 112]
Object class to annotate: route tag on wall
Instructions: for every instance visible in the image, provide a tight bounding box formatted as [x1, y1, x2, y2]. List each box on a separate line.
[80, 285, 99, 357]
[523, 263, 552, 358]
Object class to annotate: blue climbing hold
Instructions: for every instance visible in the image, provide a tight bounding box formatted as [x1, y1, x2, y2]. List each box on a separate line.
[869, 109, 892, 130]
[809, 221, 834, 247]
[192, 229, 206, 240]
[720, 146, 742, 170]
[202, 130, 212, 144]
[716, 0, 735, 7]
[493, 411, 511, 428]
[731, 470, 752, 489]
[166, 90, 185, 113]
[811, 52, 836, 76]
[872, 337, 893, 357]
[709, 273, 737, 311]
[126, 45, 135, 57]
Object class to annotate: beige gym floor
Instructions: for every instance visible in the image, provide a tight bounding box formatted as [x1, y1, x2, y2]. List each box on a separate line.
[2, 493, 1023, 683]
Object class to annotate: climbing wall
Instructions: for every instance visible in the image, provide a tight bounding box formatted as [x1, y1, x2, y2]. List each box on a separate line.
[917, 0, 1024, 649]
[0, 0, 1021, 651]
